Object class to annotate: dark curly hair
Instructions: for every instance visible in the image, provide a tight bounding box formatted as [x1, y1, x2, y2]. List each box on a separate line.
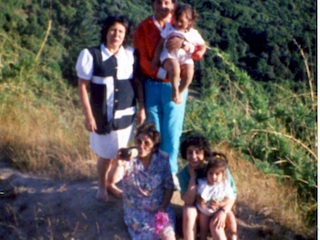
[135, 122, 161, 151]
[180, 135, 211, 160]
[99, 15, 130, 47]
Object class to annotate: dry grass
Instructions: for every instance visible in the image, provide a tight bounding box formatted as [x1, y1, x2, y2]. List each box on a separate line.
[0, 89, 96, 181]
[213, 143, 314, 238]
[0, 87, 314, 238]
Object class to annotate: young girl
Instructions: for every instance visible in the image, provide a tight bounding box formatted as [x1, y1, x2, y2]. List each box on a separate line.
[152, 3, 206, 104]
[178, 135, 237, 240]
[196, 152, 237, 240]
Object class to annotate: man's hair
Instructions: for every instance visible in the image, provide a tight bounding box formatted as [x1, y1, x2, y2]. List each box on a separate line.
[151, 0, 176, 4]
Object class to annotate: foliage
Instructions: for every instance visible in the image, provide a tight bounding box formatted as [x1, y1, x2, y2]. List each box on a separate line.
[183, 48, 317, 227]
[0, 0, 316, 85]
[0, 0, 317, 235]
[187, 0, 316, 84]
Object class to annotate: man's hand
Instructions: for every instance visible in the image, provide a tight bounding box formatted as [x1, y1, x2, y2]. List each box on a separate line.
[136, 108, 146, 126]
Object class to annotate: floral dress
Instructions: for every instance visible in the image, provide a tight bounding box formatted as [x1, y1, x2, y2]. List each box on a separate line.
[122, 150, 175, 239]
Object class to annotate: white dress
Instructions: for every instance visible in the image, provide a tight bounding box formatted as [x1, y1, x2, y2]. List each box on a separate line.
[76, 44, 135, 159]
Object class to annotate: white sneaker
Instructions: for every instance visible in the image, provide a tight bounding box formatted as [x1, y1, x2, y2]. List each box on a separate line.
[172, 174, 181, 191]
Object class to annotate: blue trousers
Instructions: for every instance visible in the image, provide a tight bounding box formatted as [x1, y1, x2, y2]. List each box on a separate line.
[143, 77, 188, 174]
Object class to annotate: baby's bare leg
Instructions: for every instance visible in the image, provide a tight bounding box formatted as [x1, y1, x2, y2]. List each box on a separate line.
[163, 58, 181, 104]
[179, 64, 194, 94]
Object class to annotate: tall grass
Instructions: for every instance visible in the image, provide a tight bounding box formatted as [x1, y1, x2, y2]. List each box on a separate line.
[0, 44, 96, 180]
[0, 32, 316, 238]
[184, 48, 317, 231]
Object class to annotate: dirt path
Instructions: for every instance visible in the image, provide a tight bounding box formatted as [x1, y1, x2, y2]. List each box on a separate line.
[0, 162, 303, 240]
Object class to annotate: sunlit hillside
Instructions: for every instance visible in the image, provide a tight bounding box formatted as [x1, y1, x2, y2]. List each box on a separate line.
[0, 0, 316, 238]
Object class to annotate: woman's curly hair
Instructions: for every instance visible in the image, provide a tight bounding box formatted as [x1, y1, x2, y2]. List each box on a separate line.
[180, 135, 211, 160]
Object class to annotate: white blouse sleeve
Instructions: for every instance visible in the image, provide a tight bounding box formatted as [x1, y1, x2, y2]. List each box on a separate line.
[75, 48, 93, 80]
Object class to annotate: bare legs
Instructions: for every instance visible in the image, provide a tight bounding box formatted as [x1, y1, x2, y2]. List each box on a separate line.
[164, 58, 181, 104]
[198, 213, 209, 240]
[179, 64, 194, 95]
[182, 206, 237, 240]
[107, 159, 123, 198]
[210, 211, 237, 240]
[96, 157, 123, 201]
[226, 211, 238, 240]
[163, 59, 194, 104]
[182, 206, 198, 240]
[96, 157, 110, 201]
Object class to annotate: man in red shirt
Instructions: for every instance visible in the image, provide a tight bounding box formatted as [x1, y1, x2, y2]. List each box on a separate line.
[134, 0, 187, 190]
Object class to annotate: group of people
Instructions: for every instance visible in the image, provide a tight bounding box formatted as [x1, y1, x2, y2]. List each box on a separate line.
[76, 0, 237, 239]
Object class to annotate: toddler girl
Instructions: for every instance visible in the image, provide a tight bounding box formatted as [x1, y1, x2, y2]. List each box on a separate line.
[152, 3, 206, 104]
[196, 152, 237, 240]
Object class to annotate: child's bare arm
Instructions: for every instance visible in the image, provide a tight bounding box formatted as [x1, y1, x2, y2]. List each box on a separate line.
[196, 194, 206, 208]
[151, 37, 165, 69]
[216, 197, 235, 212]
[192, 44, 207, 60]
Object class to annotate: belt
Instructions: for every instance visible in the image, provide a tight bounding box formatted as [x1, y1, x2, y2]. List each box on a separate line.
[143, 77, 170, 84]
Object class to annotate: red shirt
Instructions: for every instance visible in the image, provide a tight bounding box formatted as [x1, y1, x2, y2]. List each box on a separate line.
[133, 16, 170, 82]
[133, 16, 201, 82]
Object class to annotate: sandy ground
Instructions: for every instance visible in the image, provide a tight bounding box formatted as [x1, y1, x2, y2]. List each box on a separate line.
[0, 161, 306, 240]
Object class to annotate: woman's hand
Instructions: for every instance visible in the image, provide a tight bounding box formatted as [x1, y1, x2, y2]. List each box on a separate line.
[158, 206, 165, 213]
[211, 209, 227, 229]
[85, 115, 97, 132]
[187, 164, 196, 179]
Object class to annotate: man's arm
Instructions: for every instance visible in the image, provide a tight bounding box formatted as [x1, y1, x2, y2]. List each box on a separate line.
[133, 21, 167, 80]
[133, 51, 146, 126]
[151, 37, 165, 69]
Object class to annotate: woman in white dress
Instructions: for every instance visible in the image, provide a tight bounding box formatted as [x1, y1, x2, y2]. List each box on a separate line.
[76, 16, 145, 201]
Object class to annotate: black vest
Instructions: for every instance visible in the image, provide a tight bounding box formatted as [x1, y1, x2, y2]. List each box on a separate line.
[88, 46, 136, 134]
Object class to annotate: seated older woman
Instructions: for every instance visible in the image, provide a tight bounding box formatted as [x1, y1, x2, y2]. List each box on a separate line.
[112, 122, 176, 240]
